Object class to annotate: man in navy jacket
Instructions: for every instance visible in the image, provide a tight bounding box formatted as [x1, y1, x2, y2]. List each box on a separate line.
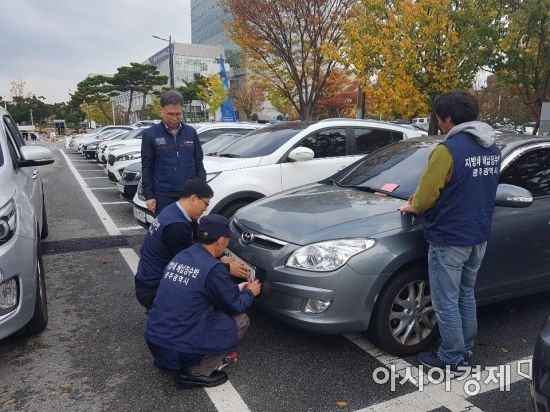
[141, 91, 206, 215]
[145, 214, 262, 389]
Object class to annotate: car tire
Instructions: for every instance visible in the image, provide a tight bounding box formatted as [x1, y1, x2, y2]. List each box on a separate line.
[40, 200, 49, 240]
[19, 243, 48, 337]
[219, 200, 252, 219]
[368, 265, 437, 356]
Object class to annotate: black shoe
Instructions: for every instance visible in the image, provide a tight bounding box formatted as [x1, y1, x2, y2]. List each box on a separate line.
[177, 369, 228, 389]
[463, 350, 474, 366]
[418, 351, 466, 377]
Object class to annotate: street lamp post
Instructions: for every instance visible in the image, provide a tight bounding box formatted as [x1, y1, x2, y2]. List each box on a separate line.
[152, 34, 175, 90]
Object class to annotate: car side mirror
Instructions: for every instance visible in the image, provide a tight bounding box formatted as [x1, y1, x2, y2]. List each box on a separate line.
[17, 146, 55, 167]
[495, 183, 533, 208]
[288, 146, 314, 162]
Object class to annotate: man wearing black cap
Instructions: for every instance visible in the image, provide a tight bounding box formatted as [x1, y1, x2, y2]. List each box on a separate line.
[145, 214, 262, 389]
[135, 179, 249, 310]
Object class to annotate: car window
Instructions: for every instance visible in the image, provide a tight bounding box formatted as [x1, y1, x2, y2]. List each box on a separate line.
[3, 115, 25, 150]
[353, 128, 402, 154]
[198, 129, 226, 143]
[299, 128, 347, 158]
[500, 147, 550, 197]
[3, 122, 20, 169]
[218, 125, 307, 158]
[335, 140, 433, 199]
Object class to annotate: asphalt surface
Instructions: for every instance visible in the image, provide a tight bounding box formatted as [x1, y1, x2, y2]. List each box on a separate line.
[1, 139, 547, 411]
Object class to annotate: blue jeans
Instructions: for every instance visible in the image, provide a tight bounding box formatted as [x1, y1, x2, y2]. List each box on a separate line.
[428, 242, 487, 365]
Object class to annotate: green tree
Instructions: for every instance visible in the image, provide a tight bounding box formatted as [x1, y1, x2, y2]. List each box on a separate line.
[71, 75, 114, 122]
[177, 73, 207, 121]
[110, 62, 168, 123]
[197, 74, 227, 120]
[491, 0, 550, 134]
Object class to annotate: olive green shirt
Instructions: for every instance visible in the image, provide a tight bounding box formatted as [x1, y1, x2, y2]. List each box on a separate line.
[410, 144, 453, 214]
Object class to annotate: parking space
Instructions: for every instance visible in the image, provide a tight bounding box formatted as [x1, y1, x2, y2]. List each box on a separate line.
[0, 142, 545, 411]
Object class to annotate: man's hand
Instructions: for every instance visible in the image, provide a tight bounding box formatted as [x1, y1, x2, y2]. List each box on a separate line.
[398, 197, 417, 215]
[221, 256, 250, 280]
[245, 280, 262, 297]
[146, 199, 156, 214]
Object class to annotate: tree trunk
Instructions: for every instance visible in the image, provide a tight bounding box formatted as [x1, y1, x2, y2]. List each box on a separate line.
[126, 90, 134, 124]
[428, 102, 439, 135]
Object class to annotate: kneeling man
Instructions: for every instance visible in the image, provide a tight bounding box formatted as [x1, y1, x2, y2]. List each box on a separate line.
[145, 214, 262, 388]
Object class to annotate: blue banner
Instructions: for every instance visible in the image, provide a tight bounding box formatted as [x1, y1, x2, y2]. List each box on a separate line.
[219, 55, 236, 122]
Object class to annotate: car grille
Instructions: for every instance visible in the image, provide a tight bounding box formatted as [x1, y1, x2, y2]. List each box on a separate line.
[231, 220, 286, 250]
[122, 172, 137, 182]
[108, 154, 115, 166]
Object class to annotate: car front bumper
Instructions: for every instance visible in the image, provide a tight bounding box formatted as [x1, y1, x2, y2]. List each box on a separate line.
[532, 317, 550, 411]
[117, 181, 138, 201]
[0, 235, 37, 340]
[228, 222, 382, 334]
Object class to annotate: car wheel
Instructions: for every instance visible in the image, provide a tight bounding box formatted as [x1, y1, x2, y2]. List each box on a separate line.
[220, 200, 252, 219]
[40, 200, 49, 239]
[368, 265, 437, 356]
[19, 243, 48, 337]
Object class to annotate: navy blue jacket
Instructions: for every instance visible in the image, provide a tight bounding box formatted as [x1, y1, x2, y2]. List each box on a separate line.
[145, 243, 254, 355]
[135, 202, 195, 289]
[423, 132, 501, 246]
[141, 122, 206, 199]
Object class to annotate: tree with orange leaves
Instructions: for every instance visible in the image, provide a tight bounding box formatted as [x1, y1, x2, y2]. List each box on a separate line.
[231, 79, 265, 119]
[315, 69, 356, 118]
[223, 0, 353, 121]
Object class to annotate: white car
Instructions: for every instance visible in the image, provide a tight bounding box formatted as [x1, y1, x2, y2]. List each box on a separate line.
[67, 126, 135, 152]
[191, 122, 265, 143]
[97, 127, 149, 163]
[132, 119, 424, 224]
[106, 146, 141, 182]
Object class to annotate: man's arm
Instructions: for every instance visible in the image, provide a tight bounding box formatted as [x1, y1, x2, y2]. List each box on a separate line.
[162, 222, 195, 256]
[205, 265, 254, 315]
[141, 129, 156, 201]
[399, 145, 453, 215]
[193, 129, 206, 180]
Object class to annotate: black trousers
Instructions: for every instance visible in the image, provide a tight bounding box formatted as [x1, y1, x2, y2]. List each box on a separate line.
[135, 279, 157, 310]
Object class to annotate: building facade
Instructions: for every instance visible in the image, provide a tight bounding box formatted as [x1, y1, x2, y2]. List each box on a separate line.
[111, 42, 228, 123]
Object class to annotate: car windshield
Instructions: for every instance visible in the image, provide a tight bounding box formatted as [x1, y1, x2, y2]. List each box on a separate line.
[120, 128, 145, 140]
[217, 122, 312, 158]
[334, 139, 437, 199]
[202, 133, 243, 155]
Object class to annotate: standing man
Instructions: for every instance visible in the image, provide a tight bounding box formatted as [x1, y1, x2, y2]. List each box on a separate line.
[141, 90, 206, 216]
[399, 90, 501, 373]
[135, 178, 248, 309]
[145, 214, 262, 389]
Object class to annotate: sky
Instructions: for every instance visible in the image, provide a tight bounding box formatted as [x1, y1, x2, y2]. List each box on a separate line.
[0, 0, 191, 103]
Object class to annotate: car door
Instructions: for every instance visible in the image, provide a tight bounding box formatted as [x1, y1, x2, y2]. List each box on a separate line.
[280, 127, 353, 190]
[2, 114, 41, 230]
[350, 127, 403, 155]
[476, 144, 550, 299]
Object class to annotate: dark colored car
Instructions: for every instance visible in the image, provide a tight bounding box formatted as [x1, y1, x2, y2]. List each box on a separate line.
[532, 315, 550, 411]
[228, 134, 550, 356]
[116, 161, 141, 201]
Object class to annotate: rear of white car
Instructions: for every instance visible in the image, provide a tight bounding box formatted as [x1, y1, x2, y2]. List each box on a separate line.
[0, 108, 54, 340]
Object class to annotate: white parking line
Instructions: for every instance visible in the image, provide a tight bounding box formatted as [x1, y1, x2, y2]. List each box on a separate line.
[346, 334, 531, 412]
[59, 149, 121, 236]
[75, 169, 105, 172]
[89, 187, 116, 190]
[82, 177, 108, 179]
[101, 201, 129, 205]
[119, 226, 144, 231]
[117, 247, 252, 412]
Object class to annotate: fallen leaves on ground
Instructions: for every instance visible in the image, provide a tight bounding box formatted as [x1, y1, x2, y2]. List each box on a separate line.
[336, 400, 348, 408]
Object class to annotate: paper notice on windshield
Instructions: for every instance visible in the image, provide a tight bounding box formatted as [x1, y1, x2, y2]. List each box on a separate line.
[381, 183, 399, 192]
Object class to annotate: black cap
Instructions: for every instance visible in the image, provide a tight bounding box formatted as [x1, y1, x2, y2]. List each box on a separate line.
[179, 178, 214, 199]
[198, 214, 239, 241]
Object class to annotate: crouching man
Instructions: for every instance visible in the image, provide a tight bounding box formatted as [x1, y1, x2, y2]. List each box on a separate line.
[144, 214, 262, 389]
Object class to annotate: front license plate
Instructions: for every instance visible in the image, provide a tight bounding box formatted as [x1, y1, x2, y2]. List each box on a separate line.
[225, 249, 256, 281]
[133, 206, 146, 223]
[117, 183, 125, 194]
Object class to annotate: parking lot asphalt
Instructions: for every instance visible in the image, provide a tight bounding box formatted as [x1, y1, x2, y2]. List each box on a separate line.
[0, 140, 547, 411]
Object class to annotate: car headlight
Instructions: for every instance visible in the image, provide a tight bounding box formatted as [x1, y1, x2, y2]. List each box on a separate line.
[286, 238, 376, 272]
[206, 172, 221, 183]
[116, 152, 141, 162]
[0, 199, 17, 245]
[87, 144, 98, 150]
[109, 144, 125, 151]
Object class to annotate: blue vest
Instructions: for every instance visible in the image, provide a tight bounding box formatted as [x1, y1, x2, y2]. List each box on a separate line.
[145, 244, 251, 354]
[135, 202, 192, 288]
[146, 123, 198, 195]
[422, 132, 501, 246]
